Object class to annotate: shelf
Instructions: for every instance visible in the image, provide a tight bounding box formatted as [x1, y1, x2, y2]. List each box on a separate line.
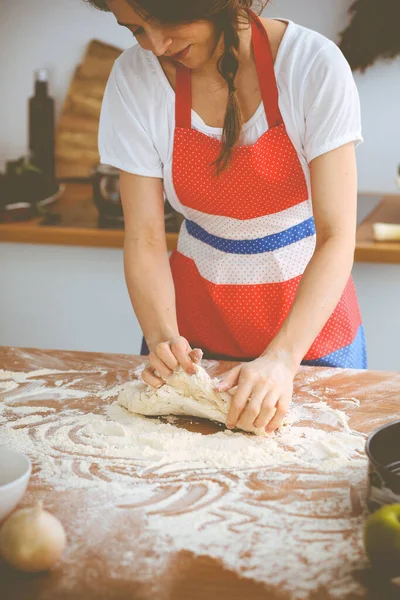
[0, 183, 179, 251]
[355, 195, 400, 263]
[2, 184, 400, 264]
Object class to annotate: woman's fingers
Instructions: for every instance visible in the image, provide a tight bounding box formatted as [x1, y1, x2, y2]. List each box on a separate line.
[154, 341, 180, 372]
[170, 337, 197, 374]
[141, 366, 164, 388]
[214, 356, 294, 433]
[148, 350, 174, 380]
[236, 383, 268, 431]
[148, 337, 200, 381]
[216, 365, 241, 392]
[226, 379, 253, 429]
[189, 348, 203, 365]
[253, 390, 280, 429]
[265, 400, 289, 433]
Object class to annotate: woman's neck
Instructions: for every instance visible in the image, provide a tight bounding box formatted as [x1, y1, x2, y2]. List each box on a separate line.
[193, 20, 253, 79]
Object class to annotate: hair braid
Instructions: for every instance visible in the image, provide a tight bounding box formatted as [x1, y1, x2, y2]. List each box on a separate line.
[214, 7, 243, 174]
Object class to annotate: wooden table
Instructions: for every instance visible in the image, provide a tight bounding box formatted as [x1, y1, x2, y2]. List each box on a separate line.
[1, 347, 400, 599]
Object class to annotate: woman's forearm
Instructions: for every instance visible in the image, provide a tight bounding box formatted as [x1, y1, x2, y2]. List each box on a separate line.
[265, 236, 355, 369]
[124, 238, 179, 350]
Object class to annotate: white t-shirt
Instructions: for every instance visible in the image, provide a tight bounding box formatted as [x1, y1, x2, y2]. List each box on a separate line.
[98, 19, 363, 214]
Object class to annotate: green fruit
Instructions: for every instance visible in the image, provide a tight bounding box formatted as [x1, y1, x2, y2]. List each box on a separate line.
[364, 504, 400, 579]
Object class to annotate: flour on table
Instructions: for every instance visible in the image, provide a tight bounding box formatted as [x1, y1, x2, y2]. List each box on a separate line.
[0, 380, 19, 393]
[0, 368, 80, 382]
[96, 383, 127, 401]
[12, 405, 56, 415]
[0, 363, 374, 599]
[118, 364, 268, 435]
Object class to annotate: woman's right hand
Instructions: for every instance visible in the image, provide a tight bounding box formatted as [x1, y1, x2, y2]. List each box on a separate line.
[141, 336, 203, 388]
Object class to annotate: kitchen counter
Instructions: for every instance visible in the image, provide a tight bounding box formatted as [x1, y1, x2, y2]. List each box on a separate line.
[0, 183, 180, 251]
[1, 346, 400, 599]
[355, 195, 400, 263]
[1, 184, 400, 263]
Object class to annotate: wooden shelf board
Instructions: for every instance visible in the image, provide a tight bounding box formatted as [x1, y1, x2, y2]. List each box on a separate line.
[355, 195, 400, 263]
[2, 185, 400, 263]
[0, 183, 179, 251]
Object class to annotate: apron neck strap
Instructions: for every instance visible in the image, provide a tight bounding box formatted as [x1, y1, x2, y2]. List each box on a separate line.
[175, 64, 192, 129]
[175, 10, 283, 129]
[250, 11, 283, 128]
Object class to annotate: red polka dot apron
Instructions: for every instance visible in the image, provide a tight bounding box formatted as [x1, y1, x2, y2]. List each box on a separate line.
[169, 11, 367, 368]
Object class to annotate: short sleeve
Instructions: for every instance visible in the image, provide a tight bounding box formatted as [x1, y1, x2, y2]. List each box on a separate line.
[98, 60, 163, 178]
[302, 43, 363, 164]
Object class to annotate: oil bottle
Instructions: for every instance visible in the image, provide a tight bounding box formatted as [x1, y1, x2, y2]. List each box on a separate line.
[29, 69, 55, 182]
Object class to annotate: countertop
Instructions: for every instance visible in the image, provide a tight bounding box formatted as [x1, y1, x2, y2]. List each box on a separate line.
[0, 183, 180, 251]
[355, 194, 400, 263]
[1, 346, 400, 599]
[1, 184, 400, 263]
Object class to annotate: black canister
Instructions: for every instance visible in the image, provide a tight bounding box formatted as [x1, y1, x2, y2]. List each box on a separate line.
[91, 163, 184, 231]
[365, 420, 400, 512]
[91, 164, 123, 227]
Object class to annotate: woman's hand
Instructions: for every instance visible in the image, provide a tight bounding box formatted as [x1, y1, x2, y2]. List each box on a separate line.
[142, 336, 203, 388]
[215, 352, 297, 433]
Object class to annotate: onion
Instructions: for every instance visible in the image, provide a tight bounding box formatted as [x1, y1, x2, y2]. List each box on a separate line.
[0, 501, 66, 572]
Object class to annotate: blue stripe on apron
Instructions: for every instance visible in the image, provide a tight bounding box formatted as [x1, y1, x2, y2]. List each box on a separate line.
[185, 216, 316, 254]
[302, 325, 367, 369]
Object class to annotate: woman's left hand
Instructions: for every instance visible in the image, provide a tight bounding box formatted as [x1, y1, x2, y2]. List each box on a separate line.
[215, 352, 297, 433]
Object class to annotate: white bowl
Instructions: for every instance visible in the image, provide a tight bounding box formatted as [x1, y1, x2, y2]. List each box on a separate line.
[0, 448, 31, 523]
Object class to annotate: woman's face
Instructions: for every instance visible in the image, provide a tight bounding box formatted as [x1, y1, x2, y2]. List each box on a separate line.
[107, 0, 221, 69]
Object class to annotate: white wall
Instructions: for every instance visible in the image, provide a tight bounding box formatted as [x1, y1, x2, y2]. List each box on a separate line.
[1, 238, 400, 371]
[0, 242, 142, 355]
[267, 0, 400, 194]
[1, 0, 399, 193]
[352, 262, 400, 371]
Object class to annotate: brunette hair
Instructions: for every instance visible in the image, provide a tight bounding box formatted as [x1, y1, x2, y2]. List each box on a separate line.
[86, 0, 268, 172]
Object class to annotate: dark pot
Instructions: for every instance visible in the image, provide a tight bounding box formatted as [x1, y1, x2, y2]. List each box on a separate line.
[91, 164, 123, 224]
[365, 420, 400, 512]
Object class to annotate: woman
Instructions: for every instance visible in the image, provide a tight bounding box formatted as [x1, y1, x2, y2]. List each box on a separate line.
[89, 0, 367, 433]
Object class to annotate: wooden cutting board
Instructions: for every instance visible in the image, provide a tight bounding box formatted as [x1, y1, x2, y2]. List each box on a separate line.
[55, 40, 123, 180]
